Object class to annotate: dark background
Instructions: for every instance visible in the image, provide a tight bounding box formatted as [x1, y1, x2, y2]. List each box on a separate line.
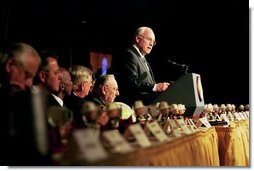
[0, 0, 249, 105]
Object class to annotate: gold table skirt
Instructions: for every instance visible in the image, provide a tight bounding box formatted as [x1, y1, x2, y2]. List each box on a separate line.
[69, 127, 220, 166]
[215, 120, 249, 166]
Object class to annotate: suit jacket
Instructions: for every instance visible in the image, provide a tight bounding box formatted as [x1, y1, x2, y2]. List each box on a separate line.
[64, 92, 87, 129]
[46, 93, 62, 107]
[0, 86, 51, 165]
[115, 46, 157, 105]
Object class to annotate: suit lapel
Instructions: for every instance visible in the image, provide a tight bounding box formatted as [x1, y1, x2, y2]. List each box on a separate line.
[130, 47, 149, 72]
[129, 46, 156, 84]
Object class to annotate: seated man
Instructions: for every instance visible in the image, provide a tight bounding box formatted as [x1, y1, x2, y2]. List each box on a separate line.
[88, 74, 119, 106]
[64, 65, 93, 128]
[57, 67, 73, 101]
[34, 50, 61, 107]
[0, 42, 51, 165]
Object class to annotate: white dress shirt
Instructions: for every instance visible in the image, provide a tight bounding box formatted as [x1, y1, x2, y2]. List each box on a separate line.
[133, 44, 157, 92]
[51, 94, 63, 107]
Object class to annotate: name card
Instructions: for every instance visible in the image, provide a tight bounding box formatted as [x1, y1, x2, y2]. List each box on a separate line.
[186, 118, 198, 132]
[221, 114, 230, 125]
[146, 121, 169, 142]
[234, 112, 242, 121]
[188, 125, 197, 132]
[176, 119, 192, 135]
[238, 112, 246, 120]
[215, 113, 222, 121]
[102, 130, 133, 154]
[162, 120, 171, 133]
[228, 112, 235, 121]
[246, 111, 249, 118]
[199, 117, 212, 128]
[168, 119, 181, 137]
[71, 129, 108, 162]
[242, 112, 248, 119]
[128, 124, 152, 148]
[195, 119, 203, 128]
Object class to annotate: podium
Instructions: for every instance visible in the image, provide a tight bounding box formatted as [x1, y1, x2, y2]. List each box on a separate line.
[152, 73, 205, 116]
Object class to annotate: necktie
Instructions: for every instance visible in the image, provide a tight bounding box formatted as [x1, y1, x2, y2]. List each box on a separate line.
[142, 58, 150, 71]
[142, 57, 155, 83]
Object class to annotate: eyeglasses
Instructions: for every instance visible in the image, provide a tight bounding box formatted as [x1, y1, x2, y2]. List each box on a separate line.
[104, 84, 119, 95]
[104, 84, 119, 92]
[138, 35, 157, 46]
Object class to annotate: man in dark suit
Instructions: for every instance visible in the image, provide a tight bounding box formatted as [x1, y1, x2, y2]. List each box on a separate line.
[87, 74, 120, 107]
[0, 42, 51, 165]
[114, 26, 170, 105]
[34, 51, 62, 107]
[64, 65, 93, 129]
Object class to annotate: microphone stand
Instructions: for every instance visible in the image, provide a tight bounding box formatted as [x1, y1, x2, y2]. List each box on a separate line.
[168, 59, 189, 74]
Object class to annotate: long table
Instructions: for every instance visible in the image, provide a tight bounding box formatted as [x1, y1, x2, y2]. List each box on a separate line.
[215, 120, 249, 166]
[62, 127, 220, 166]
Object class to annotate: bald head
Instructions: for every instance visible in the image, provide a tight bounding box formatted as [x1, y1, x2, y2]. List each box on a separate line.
[133, 26, 156, 56]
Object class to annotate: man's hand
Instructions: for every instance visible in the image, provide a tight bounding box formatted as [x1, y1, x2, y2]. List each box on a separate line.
[155, 82, 170, 92]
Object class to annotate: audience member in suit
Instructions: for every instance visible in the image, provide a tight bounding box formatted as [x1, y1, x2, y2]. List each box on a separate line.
[64, 65, 93, 129]
[0, 42, 41, 92]
[87, 74, 119, 107]
[0, 42, 51, 165]
[46, 68, 73, 155]
[34, 51, 61, 107]
[33, 51, 67, 157]
[113, 26, 170, 105]
[57, 67, 73, 101]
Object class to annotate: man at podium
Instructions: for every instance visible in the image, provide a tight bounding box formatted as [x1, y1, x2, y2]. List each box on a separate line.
[114, 26, 170, 105]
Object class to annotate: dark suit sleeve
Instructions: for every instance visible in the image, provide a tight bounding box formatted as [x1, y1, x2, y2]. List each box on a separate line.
[121, 50, 155, 93]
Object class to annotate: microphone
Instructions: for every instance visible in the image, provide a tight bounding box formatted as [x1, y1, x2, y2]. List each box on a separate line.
[168, 59, 189, 67]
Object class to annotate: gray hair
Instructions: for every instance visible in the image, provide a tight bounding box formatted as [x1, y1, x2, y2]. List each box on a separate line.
[93, 74, 117, 92]
[132, 26, 154, 43]
[0, 42, 41, 68]
[69, 65, 93, 90]
[135, 26, 153, 36]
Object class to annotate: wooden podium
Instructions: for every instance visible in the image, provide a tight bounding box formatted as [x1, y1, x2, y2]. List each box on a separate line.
[152, 73, 205, 116]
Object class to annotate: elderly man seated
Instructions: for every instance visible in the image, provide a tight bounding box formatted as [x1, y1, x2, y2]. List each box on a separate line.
[88, 74, 119, 106]
[64, 65, 93, 128]
[57, 67, 73, 102]
[0, 42, 51, 165]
